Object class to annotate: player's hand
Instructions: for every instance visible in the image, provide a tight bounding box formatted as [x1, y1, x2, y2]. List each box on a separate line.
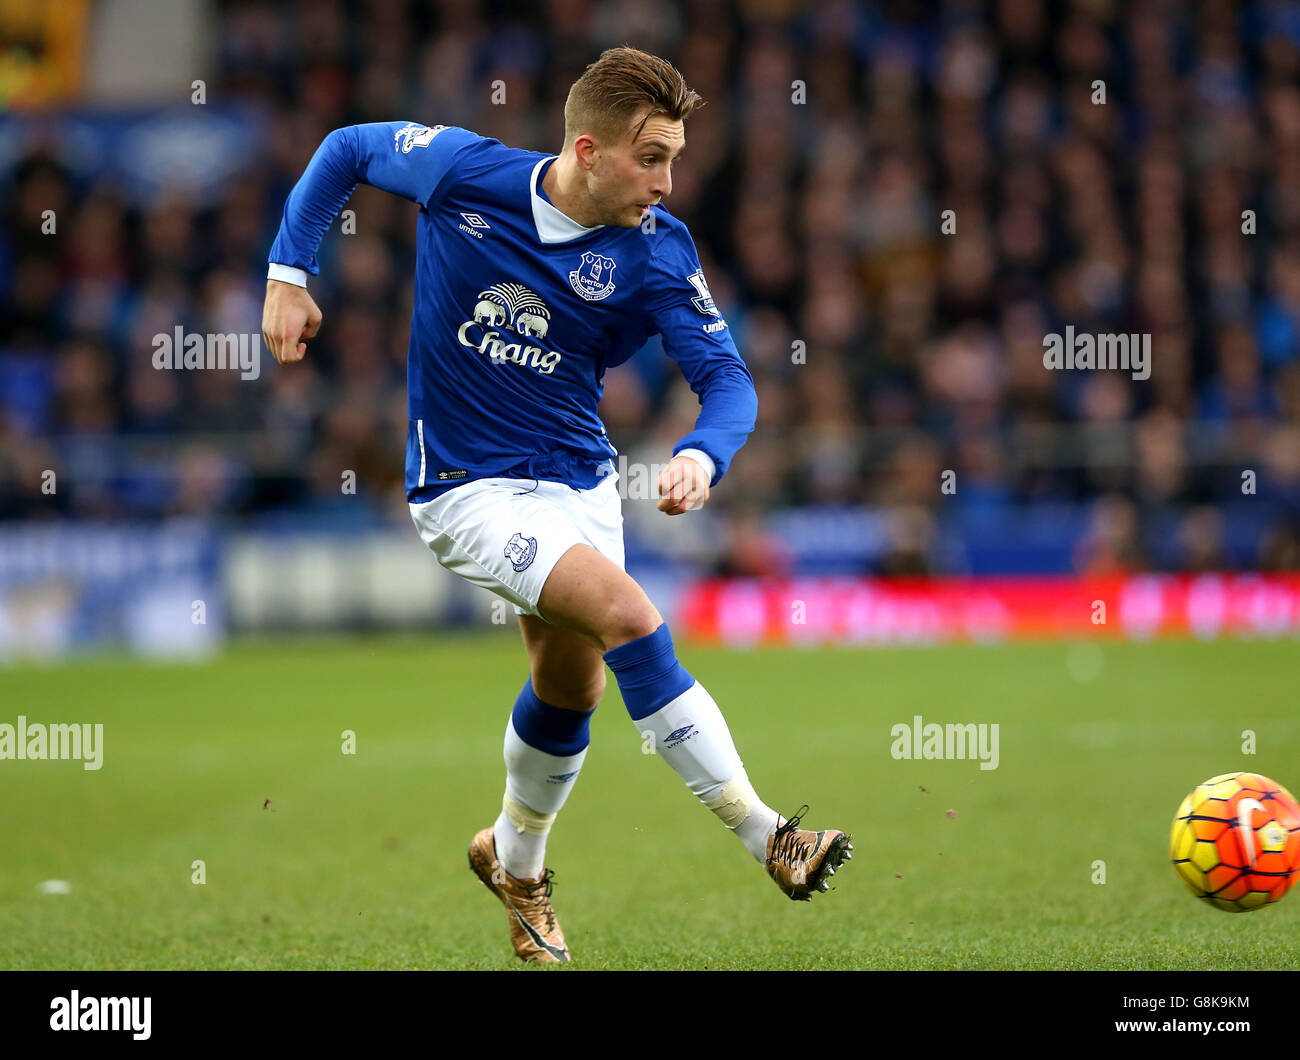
[657, 454, 711, 515]
[262, 279, 322, 365]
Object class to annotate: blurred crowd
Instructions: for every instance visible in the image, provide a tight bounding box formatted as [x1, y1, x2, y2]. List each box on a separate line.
[2, 0, 1300, 575]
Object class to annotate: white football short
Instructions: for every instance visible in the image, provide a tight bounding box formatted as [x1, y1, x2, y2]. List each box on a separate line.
[408, 473, 625, 617]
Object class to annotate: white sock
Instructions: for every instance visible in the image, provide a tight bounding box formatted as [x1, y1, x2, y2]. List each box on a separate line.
[494, 717, 587, 880]
[635, 680, 781, 862]
[493, 804, 548, 881]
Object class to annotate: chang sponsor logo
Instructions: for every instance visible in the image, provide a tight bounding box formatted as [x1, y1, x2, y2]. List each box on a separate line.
[456, 282, 562, 375]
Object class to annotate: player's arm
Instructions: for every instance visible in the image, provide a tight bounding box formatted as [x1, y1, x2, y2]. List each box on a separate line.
[645, 235, 758, 515]
[262, 122, 469, 364]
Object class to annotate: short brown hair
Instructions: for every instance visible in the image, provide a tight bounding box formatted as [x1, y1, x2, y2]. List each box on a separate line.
[563, 47, 703, 147]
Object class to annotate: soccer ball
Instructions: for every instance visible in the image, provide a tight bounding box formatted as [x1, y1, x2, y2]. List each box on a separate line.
[1170, 772, 1300, 912]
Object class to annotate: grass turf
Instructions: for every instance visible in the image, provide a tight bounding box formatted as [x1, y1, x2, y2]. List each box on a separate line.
[1, 634, 1297, 970]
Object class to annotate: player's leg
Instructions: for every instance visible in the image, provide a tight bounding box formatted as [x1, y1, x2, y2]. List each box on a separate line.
[536, 541, 773, 856]
[411, 477, 632, 959]
[490, 615, 603, 882]
[409, 478, 594, 961]
[536, 543, 852, 897]
[520, 612, 606, 710]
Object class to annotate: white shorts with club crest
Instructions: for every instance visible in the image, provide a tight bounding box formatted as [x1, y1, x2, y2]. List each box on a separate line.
[408, 472, 625, 617]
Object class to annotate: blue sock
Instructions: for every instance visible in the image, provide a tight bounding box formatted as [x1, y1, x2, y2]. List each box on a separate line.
[509, 679, 592, 755]
[603, 623, 695, 721]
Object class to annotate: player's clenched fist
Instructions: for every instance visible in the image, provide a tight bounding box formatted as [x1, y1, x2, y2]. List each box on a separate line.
[262, 279, 322, 364]
[657, 453, 711, 515]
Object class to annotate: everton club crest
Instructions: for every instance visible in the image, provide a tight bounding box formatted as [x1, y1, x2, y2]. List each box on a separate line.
[505, 531, 538, 573]
[568, 252, 618, 301]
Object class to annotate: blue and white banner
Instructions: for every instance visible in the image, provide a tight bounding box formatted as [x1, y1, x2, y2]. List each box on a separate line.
[0, 521, 222, 658]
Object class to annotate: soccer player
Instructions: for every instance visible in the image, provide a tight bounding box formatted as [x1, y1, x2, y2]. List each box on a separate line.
[261, 47, 851, 964]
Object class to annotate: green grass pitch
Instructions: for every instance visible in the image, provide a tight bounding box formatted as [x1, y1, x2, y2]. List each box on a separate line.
[1, 634, 1297, 970]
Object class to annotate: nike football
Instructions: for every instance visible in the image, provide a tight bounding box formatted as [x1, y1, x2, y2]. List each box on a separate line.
[1170, 772, 1300, 912]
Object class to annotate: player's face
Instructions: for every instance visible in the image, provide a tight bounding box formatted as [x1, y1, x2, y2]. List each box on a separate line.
[589, 112, 685, 227]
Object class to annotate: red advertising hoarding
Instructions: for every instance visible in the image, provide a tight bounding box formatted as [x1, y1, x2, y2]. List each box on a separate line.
[679, 574, 1300, 646]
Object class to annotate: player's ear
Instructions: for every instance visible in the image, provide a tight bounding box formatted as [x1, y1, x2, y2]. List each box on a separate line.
[573, 134, 598, 171]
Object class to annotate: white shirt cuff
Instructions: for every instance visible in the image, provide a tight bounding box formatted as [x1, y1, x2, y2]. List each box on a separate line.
[675, 447, 716, 483]
[267, 263, 309, 287]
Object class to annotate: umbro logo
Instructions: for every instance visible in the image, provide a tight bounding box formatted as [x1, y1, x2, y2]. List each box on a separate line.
[664, 724, 698, 747]
[458, 213, 491, 239]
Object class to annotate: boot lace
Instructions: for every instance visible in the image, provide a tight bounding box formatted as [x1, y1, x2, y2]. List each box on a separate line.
[520, 868, 557, 931]
[768, 804, 813, 869]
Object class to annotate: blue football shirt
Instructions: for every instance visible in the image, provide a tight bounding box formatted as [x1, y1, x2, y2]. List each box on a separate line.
[267, 121, 757, 502]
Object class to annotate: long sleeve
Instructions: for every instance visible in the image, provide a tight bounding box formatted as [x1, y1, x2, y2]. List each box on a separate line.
[268, 122, 473, 276]
[644, 227, 757, 486]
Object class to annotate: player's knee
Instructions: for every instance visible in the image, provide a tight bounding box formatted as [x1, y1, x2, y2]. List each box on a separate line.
[597, 593, 663, 652]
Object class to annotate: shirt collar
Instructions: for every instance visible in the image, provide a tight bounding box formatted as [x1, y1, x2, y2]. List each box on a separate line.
[530, 157, 604, 244]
